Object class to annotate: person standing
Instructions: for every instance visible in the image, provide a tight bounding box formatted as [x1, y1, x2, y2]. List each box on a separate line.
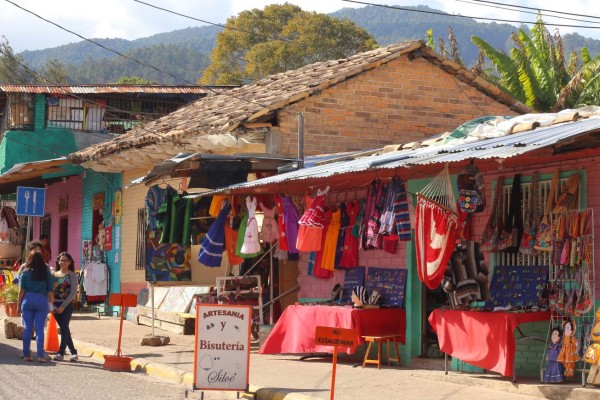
[17, 252, 54, 363]
[52, 252, 79, 361]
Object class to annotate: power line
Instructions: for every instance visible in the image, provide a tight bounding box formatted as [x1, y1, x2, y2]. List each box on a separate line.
[457, 0, 600, 26]
[341, 0, 600, 30]
[469, 0, 600, 21]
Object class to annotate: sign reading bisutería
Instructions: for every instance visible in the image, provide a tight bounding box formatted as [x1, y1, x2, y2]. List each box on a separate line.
[194, 304, 252, 391]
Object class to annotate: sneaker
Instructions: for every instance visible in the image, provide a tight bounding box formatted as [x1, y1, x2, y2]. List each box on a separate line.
[53, 354, 64, 361]
[70, 354, 78, 362]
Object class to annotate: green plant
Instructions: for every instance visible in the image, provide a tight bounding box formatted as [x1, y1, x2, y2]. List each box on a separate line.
[0, 283, 19, 303]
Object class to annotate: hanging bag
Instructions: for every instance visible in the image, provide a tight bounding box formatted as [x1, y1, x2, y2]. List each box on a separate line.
[498, 174, 523, 253]
[520, 172, 540, 255]
[457, 160, 485, 213]
[534, 169, 559, 252]
[480, 178, 504, 252]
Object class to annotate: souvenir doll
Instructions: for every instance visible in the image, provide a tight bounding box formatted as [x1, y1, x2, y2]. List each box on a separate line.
[544, 326, 564, 383]
[557, 318, 580, 377]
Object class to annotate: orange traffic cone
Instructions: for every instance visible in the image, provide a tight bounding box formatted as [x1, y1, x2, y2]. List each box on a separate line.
[44, 313, 59, 352]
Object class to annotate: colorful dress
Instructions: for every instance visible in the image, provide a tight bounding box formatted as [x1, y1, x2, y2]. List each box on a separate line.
[198, 203, 231, 267]
[339, 200, 360, 268]
[557, 325, 579, 377]
[274, 194, 289, 252]
[334, 203, 349, 268]
[297, 189, 328, 252]
[280, 195, 301, 254]
[241, 196, 261, 254]
[321, 208, 341, 271]
[259, 202, 278, 244]
[544, 342, 564, 382]
[312, 211, 333, 279]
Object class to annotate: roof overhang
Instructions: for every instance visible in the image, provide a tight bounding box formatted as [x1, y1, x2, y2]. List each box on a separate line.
[191, 117, 600, 197]
[0, 158, 81, 195]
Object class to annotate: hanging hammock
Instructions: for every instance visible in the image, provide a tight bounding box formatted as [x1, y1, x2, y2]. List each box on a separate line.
[415, 164, 458, 289]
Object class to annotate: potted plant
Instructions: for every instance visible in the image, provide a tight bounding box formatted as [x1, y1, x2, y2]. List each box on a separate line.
[0, 283, 20, 317]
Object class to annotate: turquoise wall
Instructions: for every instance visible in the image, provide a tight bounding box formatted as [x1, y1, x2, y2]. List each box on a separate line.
[81, 169, 123, 296]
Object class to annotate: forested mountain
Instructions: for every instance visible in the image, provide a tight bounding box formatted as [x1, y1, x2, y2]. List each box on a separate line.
[16, 5, 600, 84]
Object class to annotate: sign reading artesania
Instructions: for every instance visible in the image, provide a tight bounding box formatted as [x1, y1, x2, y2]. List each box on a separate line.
[194, 304, 252, 391]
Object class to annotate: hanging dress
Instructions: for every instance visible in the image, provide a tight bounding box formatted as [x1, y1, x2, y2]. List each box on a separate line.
[198, 203, 231, 267]
[297, 187, 328, 252]
[313, 211, 333, 279]
[224, 225, 244, 265]
[280, 195, 301, 254]
[321, 208, 341, 271]
[209, 195, 227, 217]
[259, 202, 279, 244]
[241, 196, 261, 254]
[334, 202, 349, 269]
[340, 200, 360, 268]
[274, 194, 289, 252]
[393, 178, 412, 241]
[365, 180, 385, 249]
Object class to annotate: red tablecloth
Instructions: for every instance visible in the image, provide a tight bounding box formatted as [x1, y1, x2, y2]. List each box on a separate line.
[428, 309, 550, 377]
[260, 305, 406, 354]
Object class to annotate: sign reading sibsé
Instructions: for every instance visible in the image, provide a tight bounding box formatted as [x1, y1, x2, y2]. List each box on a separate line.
[315, 326, 358, 351]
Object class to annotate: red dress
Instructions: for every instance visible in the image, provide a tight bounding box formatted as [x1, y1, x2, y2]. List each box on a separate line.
[313, 211, 333, 279]
[274, 194, 289, 251]
[339, 201, 360, 268]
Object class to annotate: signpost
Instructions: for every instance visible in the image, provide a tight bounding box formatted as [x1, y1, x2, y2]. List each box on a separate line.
[16, 186, 46, 216]
[194, 304, 252, 395]
[315, 326, 358, 400]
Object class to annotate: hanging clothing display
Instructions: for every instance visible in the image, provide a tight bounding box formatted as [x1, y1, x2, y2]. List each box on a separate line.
[145, 185, 167, 231]
[364, 180, 384, 249]
[280, 195, 301, 254]
[235, 214, 261, 259]
[321, 208, 341, 271]
[209, 195, 228, 217]
[224, 225, 244, 265]
[241, 196, 261, 254]
[312, 210, 333, 279]
[296, 187, 328, 252]
[198, 203, 231, 267]
[415, 165, 458, 290]
[274, 194, 289, 252]
[339, 200, 360, 268]
[259, 203, 278, 244]
[393, 178, 412, 241]
[334, 202, 349, 269]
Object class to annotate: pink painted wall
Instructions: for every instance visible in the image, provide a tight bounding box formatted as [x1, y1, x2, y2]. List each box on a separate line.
[33, 175, 83, 270]
[297, 155, 600, 300]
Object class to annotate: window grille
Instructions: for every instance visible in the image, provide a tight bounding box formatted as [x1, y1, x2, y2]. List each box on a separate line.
[135, 208, 147, 271]
[7, 93, 34, 130]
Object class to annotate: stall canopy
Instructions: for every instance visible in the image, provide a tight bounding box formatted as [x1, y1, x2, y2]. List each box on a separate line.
[0, 157, 82, 195]
[190, 113, 600, 197]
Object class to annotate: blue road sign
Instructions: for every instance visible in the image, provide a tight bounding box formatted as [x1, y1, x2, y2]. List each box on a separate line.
[16, 187, 46, 217]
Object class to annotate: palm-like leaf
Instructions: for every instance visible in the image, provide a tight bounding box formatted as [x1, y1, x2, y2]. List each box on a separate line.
[472, 35, 526, 102]
[553, 53, 600, 111]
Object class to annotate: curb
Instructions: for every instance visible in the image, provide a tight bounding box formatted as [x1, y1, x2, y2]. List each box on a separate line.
[72, 339, 320, 400]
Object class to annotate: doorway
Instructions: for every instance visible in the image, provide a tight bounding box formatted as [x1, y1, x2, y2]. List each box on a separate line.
[58, 216, 68, 253]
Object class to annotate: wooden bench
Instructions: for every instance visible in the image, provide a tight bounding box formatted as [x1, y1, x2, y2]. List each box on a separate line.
[362, 335, 401, 369]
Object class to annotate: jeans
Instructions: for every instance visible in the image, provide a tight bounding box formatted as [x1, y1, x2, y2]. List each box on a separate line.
[53, 303, 77, 356]
[22, 292, 49, 358]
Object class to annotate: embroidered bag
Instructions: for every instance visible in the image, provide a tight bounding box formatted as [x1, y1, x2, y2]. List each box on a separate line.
[480, 178, 504, 252]
[457, 160, 485, 213]
[520, 172, 539, 255]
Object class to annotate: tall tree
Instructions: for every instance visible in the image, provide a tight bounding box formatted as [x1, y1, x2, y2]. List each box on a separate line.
[471, 15, 600, 112]
[200, 3, 377, 85]
[0, 37, 36, 84]
[39, 59, 69, 84]
[115, 76, 157, 84]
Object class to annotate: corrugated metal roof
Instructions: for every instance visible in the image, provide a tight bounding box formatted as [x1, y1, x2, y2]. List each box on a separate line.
[0, 84, 233, 94]
[196, 117, 600, 196]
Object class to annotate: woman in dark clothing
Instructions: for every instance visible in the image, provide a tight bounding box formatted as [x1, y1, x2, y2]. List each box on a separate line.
[17, 252, 54, 363]
[52, 252, 79, 361]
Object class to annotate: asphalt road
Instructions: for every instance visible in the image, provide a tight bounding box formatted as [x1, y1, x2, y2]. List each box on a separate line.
[0, 334, 228, 400]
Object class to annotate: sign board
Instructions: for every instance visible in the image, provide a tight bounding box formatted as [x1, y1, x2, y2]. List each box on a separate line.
[365, 267, 407, 307]
[194, 304, 252, 391]
[488, 265, 548, 308]
[315, 326, 358, 351]
[341, 267, 365, 303]
[16, 186, 46, 216]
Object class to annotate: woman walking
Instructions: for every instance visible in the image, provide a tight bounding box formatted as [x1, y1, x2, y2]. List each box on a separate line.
[17, 252, 54, 363]
[52, 252, 79, 361]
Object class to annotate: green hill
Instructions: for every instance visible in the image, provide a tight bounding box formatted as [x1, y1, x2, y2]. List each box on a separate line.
[16, 5, 600, 84]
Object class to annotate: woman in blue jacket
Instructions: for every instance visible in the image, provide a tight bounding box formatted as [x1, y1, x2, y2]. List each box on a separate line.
[17, 251, 54, 363]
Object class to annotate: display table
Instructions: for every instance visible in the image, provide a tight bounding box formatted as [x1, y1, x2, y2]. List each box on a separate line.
[429, 309, 550, 379]
[260, 305, 406, 354]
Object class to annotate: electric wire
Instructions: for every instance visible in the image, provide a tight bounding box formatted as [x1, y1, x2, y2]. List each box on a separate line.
[469, 0, 600, 21]
[341, 0, 600, 30]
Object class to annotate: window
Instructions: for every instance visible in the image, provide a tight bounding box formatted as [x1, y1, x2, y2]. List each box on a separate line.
[7, 93, 34, 130]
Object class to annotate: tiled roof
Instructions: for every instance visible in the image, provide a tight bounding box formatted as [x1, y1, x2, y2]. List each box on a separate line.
[69, 40, 530, 164]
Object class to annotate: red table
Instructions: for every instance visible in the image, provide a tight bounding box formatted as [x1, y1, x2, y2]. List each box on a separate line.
[260, 305, 406, 354]
[428, 309, 550, 378]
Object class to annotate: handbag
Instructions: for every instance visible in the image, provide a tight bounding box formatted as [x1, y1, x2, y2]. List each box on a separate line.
[549, 268, 566, 314]
[480, 178, 504, 252]
[457, 160, 485, 213]
[534, 169, 559, 252]
[553, 172, 580, 214]
[498, 174, 522, 253]
[520, 172, 539, 255]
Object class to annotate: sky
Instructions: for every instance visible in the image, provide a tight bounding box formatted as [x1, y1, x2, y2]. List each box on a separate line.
[2, 0, 600, 53]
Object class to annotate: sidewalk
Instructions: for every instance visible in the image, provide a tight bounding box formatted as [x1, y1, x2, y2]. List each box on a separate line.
[4, 309, 600, 400]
